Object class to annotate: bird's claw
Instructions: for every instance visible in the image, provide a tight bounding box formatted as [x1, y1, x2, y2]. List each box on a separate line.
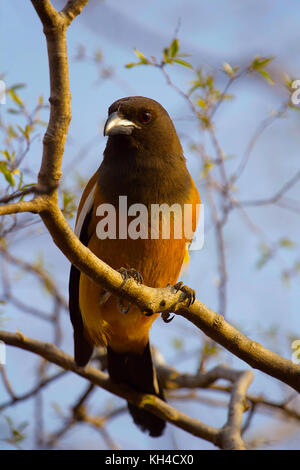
[143, 308, 154, 317]
[173, 281, 196, 307]
[161, 312, 175, 323]
[118, 267, 143, 287]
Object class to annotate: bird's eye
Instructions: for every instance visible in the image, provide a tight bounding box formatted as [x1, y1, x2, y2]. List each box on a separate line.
[139, 111, 152, 123]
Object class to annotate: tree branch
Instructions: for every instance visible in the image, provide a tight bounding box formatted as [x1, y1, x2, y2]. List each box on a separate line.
[61, 0, 89, 26]
[177, 305, 300, 394]
[0, 330, 220, 446]
[0, 199, 41, 216]
[30, 0, 59, 28]
[219, 370, 253, 450]
[30, 1, 88, 191]
[239, 170, 300, 208]
[0, 370, 66, 412]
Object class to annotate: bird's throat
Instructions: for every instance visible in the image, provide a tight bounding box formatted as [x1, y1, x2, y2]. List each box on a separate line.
[98, 149, 191, 207]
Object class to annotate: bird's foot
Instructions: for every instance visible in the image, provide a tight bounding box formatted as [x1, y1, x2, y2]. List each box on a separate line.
[143, 307, 155, 317]
[173, 281, 196, 307]
[118, 267, 143, 287]
[161, 312, 175, 323]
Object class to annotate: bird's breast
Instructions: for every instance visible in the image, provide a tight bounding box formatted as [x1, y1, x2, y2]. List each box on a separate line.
[97, 157, 192, 207]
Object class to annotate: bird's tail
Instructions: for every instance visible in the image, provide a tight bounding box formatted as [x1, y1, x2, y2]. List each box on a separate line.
[107, 342, 166, 437]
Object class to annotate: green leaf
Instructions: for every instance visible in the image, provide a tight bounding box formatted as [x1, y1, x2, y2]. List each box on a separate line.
[256, 243, 272, 269]
[8, 89, 23, 107]
[163, 47, 170, 63]
[134, 48, 149, 64]
[188, 84, 201, 95]
[94, 49, 103, 63]
[19, 182, 35, 190]
[203, 342, 219, 356]
[197, 98, 207, 109]
[134, 48, 146, 60]
[173, 58, 193, 69]
[257, 69, 274, 85]
[200, 161, 215, 179]
[198, 113, 210, 129]
[279, 238, 295, 249]
[0, 150, 11, 161]
[61, 189, 76, 220]
[222, 93, 234, 101]
[251, 56, 274, 70]
[4, 416, 28, 446]
[206, 75, 214, 88]
[0, 161, 15, 186]
[11, 83, 26, 91]
[17, 171, 23, 191]
[188, 70, 206, 94]
[125, 62, 137, 69]
[16, 124, 31, 141]
[7, 125, 18, 139]
[169, 38, 179, 58]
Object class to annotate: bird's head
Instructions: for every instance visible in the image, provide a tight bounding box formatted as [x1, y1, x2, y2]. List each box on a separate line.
[103, 96, 182, 155]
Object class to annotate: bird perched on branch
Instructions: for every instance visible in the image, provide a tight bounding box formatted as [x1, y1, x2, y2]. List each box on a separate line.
[69, 96, 200, 437]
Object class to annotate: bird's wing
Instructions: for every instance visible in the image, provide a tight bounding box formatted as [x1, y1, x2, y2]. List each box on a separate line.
[182, 175, 201, 267]
[69, 171, 98, 366]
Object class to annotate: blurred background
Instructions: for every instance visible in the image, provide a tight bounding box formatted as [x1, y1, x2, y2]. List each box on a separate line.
[0, 0, 300, 450]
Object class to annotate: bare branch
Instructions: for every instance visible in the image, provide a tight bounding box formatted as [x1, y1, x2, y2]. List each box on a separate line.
[0, 364, 17, 400]
[177, 304, 300, 394]
[61, 0, 89, 26]
[0, 186, 38, 205]
[232, 102, 289, 182]
[0, 246, 68, 310]
[219, 370, 253, 450]
[239, 170, 300, 208]
[0, 370, 66, 412]
[0, 199, 41, 216]
[0, 330, 220, 446]
[30, 0, 59, 28]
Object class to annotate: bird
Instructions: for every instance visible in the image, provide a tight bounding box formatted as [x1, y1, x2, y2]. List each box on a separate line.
[69, 96, 200, 437]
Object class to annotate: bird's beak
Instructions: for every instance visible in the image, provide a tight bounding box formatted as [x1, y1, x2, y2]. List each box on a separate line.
[103, 111, 140, 136]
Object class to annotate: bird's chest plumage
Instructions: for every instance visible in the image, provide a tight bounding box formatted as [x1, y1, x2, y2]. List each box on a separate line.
[97, 151, 192, 206]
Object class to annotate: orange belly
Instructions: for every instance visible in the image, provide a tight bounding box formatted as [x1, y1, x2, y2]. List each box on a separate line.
[79, 234, 186, 353]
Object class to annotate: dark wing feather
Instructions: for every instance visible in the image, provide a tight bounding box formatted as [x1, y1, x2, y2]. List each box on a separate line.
[69, 207, 93, 366]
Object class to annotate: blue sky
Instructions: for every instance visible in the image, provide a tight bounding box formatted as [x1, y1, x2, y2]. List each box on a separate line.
[1, 0, 300, 450]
